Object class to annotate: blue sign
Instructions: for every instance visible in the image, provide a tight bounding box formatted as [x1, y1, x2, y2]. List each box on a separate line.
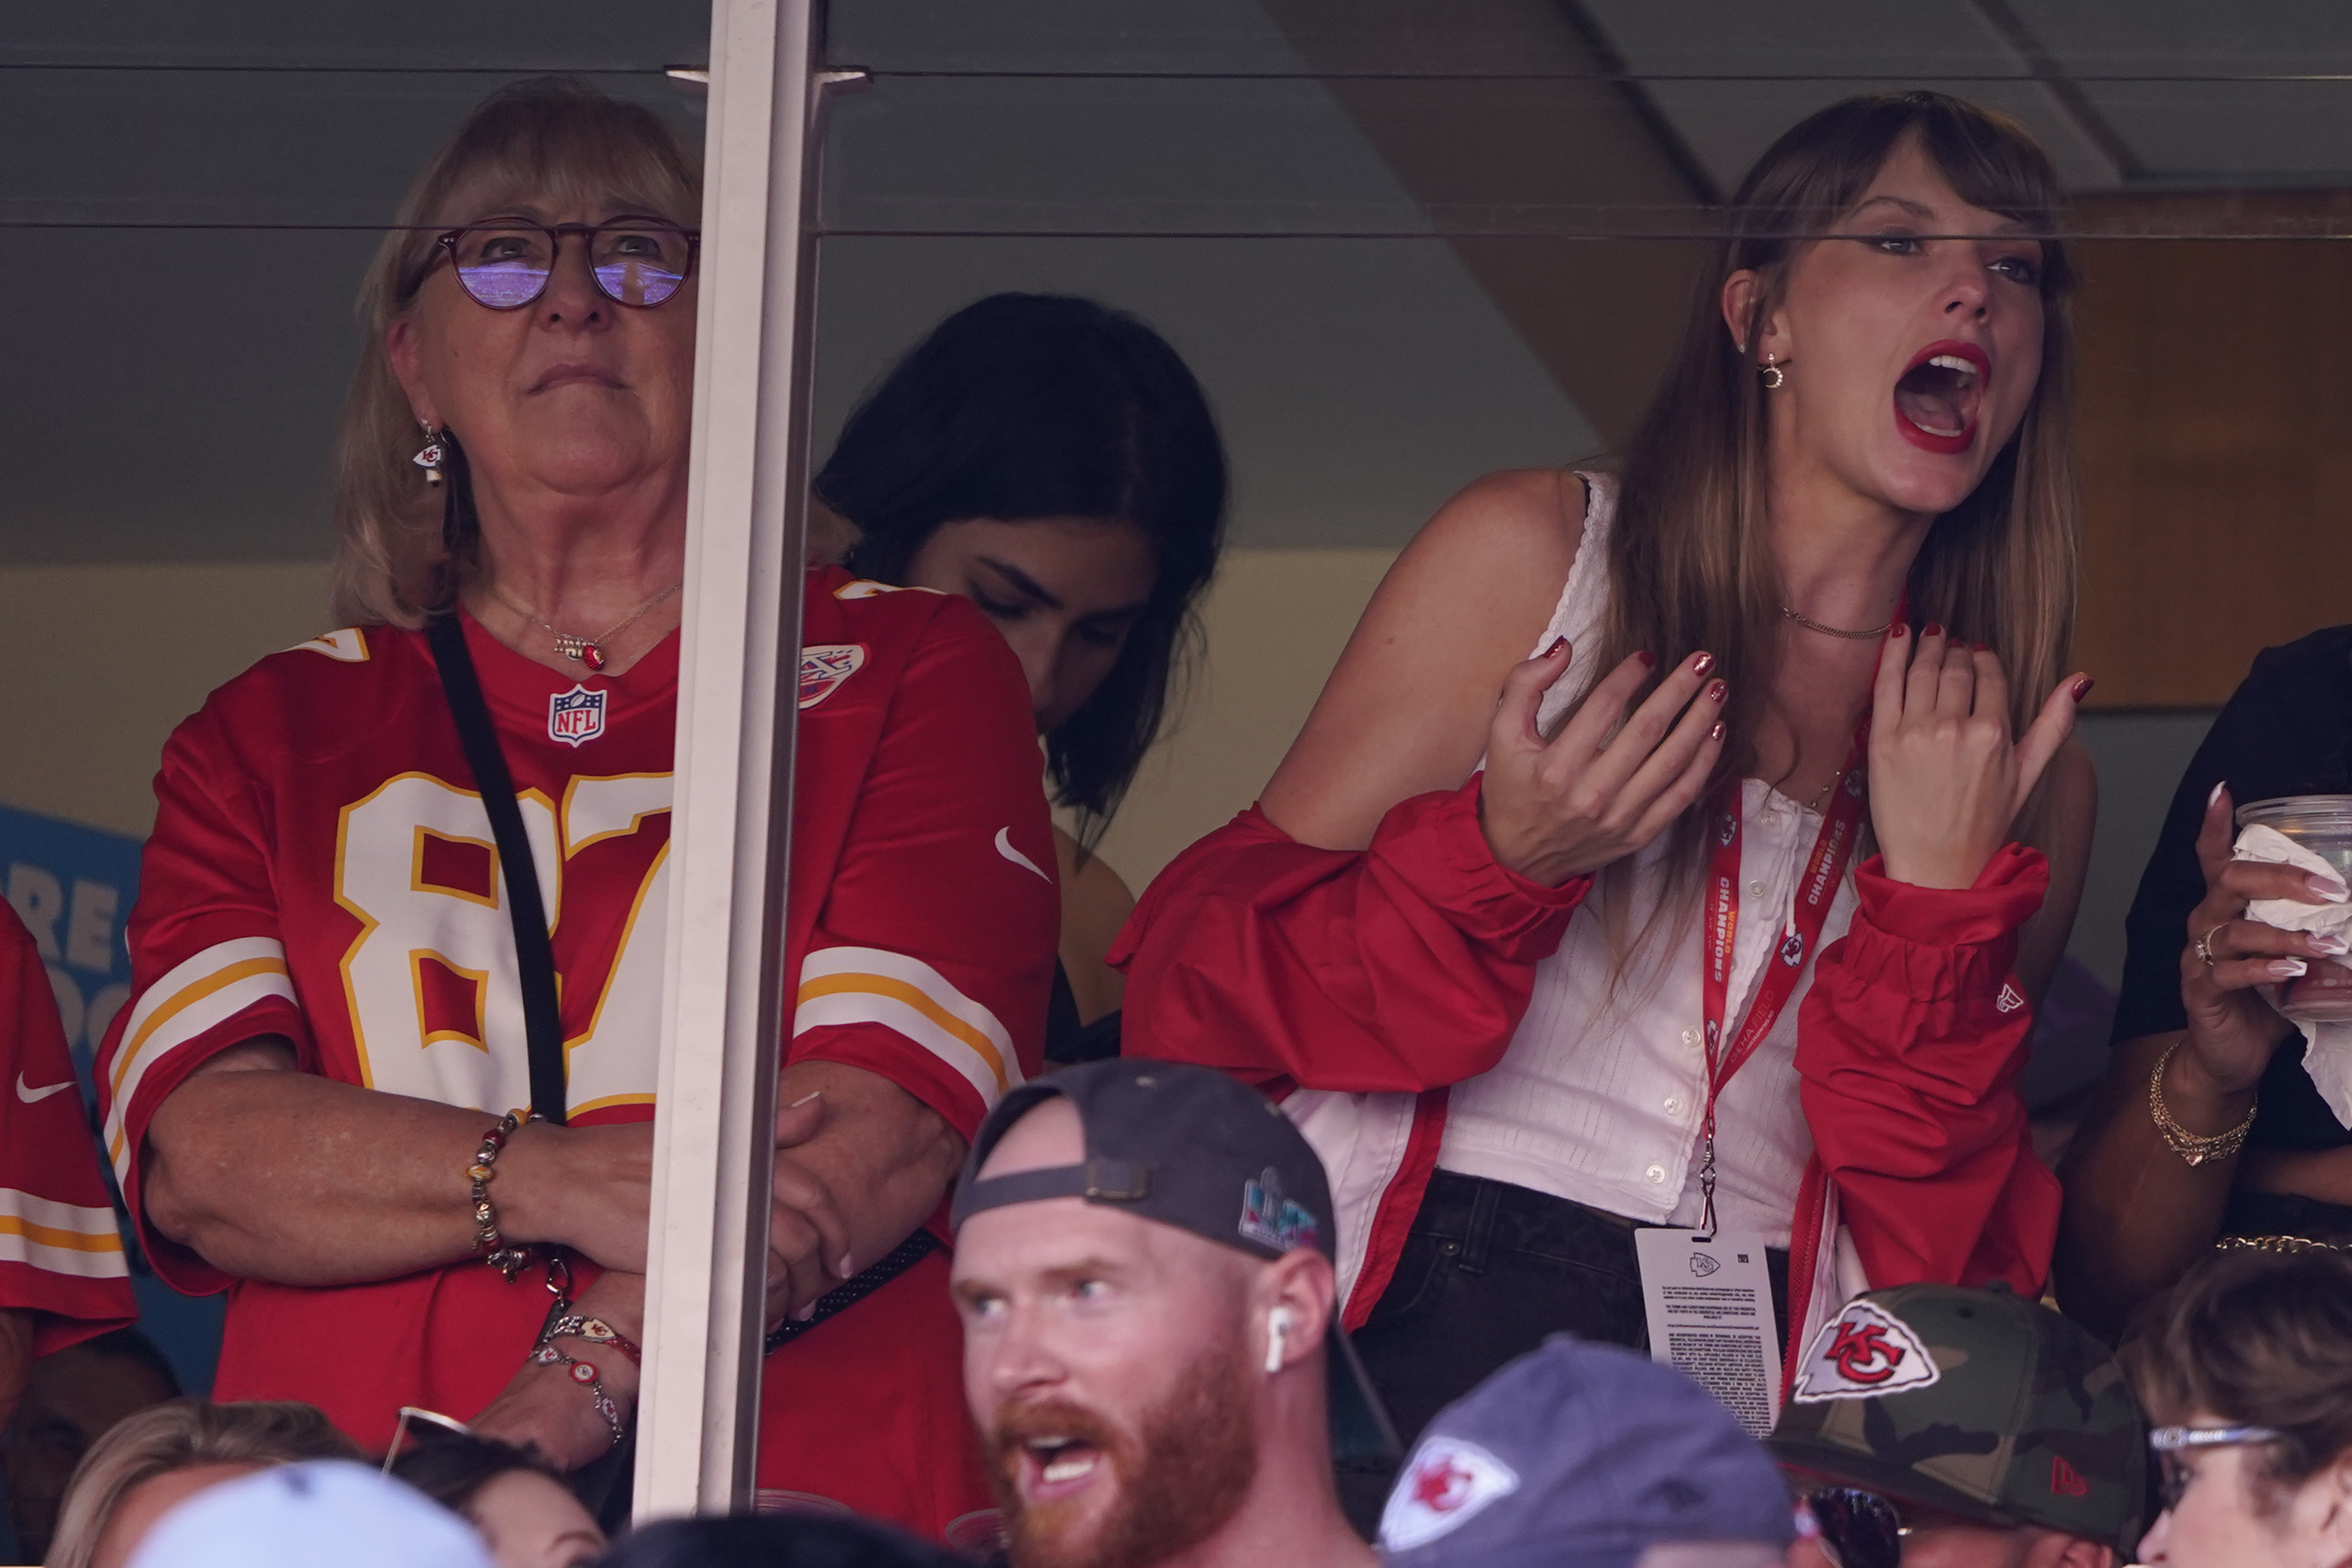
[0, 802, 222, 1395]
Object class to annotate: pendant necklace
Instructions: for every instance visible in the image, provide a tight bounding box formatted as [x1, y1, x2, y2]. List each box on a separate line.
[489, 582, 682, 673]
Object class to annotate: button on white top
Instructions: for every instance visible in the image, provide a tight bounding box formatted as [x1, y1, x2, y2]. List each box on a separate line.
[1681, 1027, 1702, 1048]
[1644, 1163, 1668, 1185]
[1664, 1096, 1686, 1117]
[1747, 879, 1767, 900]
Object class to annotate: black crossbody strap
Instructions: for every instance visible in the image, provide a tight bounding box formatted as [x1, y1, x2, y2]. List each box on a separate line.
[427, 613, 570, 1126]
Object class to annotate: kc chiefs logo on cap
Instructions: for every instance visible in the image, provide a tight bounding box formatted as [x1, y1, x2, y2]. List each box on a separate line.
[1791, 1298, 1942, 1404]
[1378, 1436, 1519, 1551]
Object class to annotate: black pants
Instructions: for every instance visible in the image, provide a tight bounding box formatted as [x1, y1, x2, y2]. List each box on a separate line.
[1335, 1170, 1791, 1536]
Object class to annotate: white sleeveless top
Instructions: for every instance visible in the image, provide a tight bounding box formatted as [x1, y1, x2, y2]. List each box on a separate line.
[1436, 474, 1858, 1247]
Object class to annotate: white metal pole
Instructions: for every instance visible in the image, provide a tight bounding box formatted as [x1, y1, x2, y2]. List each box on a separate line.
[636, 0, 815, 1517]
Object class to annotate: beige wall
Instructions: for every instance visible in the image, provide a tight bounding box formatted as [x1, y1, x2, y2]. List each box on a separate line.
[0, 562, 335, 837]
[1084, 547, 1397, 891]
[0, 551, 1396, 892]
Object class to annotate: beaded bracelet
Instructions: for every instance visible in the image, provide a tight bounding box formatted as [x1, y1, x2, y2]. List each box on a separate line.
[2149, 1041, 2258, 1167]
[468, 1114, 531, 1281]
[543, 1313, 643, 1367]
[528, 1343, 625, 1450]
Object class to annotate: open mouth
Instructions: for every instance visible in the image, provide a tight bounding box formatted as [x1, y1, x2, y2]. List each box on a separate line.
[1021, 1435, 1106, 1497]
[1892, 340, 1987, 455]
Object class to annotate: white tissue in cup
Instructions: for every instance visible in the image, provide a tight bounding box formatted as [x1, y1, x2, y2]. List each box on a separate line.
[2235, 795, 2352, 1022]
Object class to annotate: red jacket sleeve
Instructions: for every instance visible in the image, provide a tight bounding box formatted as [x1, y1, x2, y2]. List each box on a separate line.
[789, 609, 1059, 1144]
[1795, 842, 2058, 1294]
[0, 902, 137, 1353]
[1112, 775, 1589, 1093]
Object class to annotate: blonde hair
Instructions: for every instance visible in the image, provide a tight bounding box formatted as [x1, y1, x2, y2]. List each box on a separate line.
[1588, 91, 2077, 957]
[331, 77, 701, 628]
[45, 1399, 359, 1568]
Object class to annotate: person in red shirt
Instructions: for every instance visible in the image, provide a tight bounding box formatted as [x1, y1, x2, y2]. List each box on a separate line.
[0, 900, 136, 1430]
[1115, 91, 2096, 1524]
[94, 79, 1056, 1536]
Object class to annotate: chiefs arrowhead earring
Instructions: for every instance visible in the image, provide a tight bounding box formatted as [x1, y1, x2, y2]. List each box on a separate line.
[411, 420, 447, 487]
[1760, 354, 1787, 391]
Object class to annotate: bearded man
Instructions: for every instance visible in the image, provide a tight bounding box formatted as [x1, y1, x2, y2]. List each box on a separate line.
[947, 1059, 1396, 1568]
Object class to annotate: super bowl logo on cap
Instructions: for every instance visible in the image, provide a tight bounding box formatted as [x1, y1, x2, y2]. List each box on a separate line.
[1791, 1299, 1941, 1404]
[548, 685, 607, 747]
[1237, 1167, 1319, 1253]
[798, 643, 867, 710]
[1379, 1437, 1519, 1551]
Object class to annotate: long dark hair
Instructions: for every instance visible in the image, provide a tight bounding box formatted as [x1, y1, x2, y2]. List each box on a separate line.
[1593, 90, 2077, 945]
[818, 293, 1228, 844]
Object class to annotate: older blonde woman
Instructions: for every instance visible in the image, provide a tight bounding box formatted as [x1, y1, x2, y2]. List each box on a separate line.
[94, 79, 1057, 1535]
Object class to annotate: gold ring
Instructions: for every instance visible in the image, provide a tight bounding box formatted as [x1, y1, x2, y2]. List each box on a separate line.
[2195, 922, 2229, 967]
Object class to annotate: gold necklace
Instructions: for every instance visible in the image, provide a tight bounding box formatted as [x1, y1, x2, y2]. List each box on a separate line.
[1780, 604, 1892, 640]
[488, 582, 681, 672]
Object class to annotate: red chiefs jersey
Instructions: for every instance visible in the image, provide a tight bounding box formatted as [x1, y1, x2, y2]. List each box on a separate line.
[0, 900, 135, 1351]
[97, 567, 1055, 1524]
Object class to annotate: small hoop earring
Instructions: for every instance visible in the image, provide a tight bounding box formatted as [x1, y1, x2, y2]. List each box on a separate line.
[411, 420, 446, 487]
[1760, 357, 1786, 392]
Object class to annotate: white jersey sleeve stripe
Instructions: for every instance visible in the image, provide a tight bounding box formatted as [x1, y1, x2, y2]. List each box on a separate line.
[0, 1189, 119, 1236]
[103, 937, 297, 1181]
[0, 1218, 130, 1280]
[793, 946, 1022, 1111]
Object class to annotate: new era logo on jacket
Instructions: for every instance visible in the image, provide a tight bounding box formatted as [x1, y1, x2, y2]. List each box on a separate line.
[1380, 1437, 1520, 1551]
[1791, 1299, 1942, 1403]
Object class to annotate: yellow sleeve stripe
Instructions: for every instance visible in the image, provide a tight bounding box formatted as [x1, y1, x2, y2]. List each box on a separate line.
[794, 946, 1022, 1111]
[104, 938, 297, 1180]
[0, 1215, 128, 1280]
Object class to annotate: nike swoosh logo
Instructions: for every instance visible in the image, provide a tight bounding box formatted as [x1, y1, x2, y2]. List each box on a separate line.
[16, 1073, 73, 1105]
[994, 827, 1051, 884]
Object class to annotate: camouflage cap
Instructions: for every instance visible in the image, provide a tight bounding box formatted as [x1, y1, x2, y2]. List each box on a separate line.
[1766, 1284, 2147, 1551]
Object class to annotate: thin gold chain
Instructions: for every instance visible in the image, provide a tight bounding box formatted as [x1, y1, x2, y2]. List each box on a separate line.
[1779, 604, 1893, 640]
[488, 581, 681, 652]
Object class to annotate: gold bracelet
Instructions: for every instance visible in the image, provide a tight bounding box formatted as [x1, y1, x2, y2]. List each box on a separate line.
[2149, 1041, 2258, 1166]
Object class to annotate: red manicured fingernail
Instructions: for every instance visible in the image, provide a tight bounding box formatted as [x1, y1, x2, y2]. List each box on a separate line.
[1546, 637, 1567, 658]
[1691, 652, 1714, 677]
[2071, 675, 2094, 702]
[1636, 650, 1656, 668]
[1708, 679, 1728, 702]
[1922, 622, 1944, 638]
[1889, 622, 1907, 638]
[1708, 720, 1727, 741]
[1974, 642, 1990, 653]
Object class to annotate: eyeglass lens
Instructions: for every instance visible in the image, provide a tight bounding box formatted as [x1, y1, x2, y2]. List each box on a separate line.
[1808, 1487, 1904, 1568]
[450, 224, 692, 310]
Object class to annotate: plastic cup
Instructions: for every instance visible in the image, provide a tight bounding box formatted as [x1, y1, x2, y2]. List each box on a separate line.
[944, 1508, 1008, 1560]
[2236, 795, 2352, 1022]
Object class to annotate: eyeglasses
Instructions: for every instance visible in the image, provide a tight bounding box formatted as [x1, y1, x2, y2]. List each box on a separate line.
[430, 220, 699, 310]
[1804, 1485, 2009, 1568]
[2149, 1423, 2283, 1510]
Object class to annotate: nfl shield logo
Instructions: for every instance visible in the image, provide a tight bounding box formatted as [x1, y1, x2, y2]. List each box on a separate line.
[548, 684, 607, 747]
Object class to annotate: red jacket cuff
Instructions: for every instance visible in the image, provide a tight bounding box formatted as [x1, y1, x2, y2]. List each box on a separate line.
[1370, 775, 1590, 958]
[1851, 842, 2048, 948]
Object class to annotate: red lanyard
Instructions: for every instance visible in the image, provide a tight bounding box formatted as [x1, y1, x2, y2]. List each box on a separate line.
[1694, 725, 1869, 1236]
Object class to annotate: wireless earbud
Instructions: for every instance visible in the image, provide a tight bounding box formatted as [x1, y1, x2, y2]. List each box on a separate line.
[1265, 1307, 1296, 1374]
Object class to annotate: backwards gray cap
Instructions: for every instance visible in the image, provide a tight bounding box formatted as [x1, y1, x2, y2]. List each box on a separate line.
[950, 1057, 1399, 1462]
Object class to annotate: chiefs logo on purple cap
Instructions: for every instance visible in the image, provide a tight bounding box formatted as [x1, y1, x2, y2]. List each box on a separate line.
[1380, 1436, 1519, 1551]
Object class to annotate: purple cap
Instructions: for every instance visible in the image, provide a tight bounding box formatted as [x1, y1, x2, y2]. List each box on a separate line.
[1378, 1337, 1797, 1568]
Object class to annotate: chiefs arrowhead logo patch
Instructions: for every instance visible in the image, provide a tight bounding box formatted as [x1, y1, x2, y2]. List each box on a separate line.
[1379, 1436, 1519, 1551]
[798, 643, 867, 710]
[1791, 1299, 1941, 1403]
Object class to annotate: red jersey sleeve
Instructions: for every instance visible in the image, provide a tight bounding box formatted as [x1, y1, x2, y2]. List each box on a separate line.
[1795, 843, 2060, 1295]
[0, 903, 136, 1352]
[96, 705, 312, 1295]
[1112, 775, 1589, 1093]
[789, 605, 1058, 1142]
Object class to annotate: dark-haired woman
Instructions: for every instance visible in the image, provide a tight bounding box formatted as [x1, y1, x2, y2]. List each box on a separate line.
[393, 1430, 604, 1568]
[1117, 92, 2093, 1510]
[2124, 1246, 2352, 1568]
[815, 292, 1227, 1061]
